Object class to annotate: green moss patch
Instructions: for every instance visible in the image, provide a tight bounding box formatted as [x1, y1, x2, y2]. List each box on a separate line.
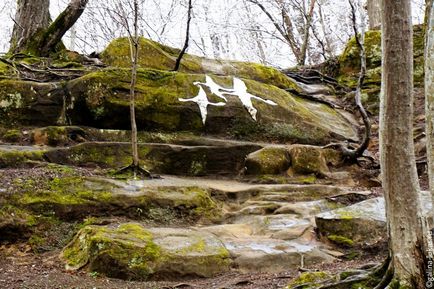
[286, 272, 332, 288]
[101, 37, 299, 91]
[61, 223, 231, 280]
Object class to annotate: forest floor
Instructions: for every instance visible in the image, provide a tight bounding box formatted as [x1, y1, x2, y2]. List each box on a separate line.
[0, 242, 385, 289]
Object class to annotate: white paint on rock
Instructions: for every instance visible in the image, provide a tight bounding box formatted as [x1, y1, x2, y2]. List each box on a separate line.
[193, 75, 234, 102]
[178, 85, 226, 124]
[229, 77, 277, 121]
[179, 75, 277, 124]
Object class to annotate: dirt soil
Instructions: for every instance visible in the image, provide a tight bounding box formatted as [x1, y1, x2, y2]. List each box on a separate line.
[0, 243, 385, 289]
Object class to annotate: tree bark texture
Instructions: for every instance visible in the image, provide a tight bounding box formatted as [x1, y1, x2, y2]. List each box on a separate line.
[10, 0, 51, 53]
[367, 0, 381, 29]
[380, 0, 427, 287]
[425, 0, 434, 226]
[10, 0, 88, 56]
[130, 0, 140, 169]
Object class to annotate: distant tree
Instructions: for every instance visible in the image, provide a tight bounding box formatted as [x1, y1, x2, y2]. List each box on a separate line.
[247, 0, 317, 66]
[10, 0, 89, 56]
[366, 0, 381, 29]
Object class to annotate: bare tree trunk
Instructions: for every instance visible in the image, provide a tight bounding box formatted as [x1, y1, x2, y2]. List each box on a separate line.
[10, 0, 88, 56]
[248, 0, 302, 64]
[367, 0, 381, 29]
[10, 0, 50, 53]
[299, 0, 316, 66]
[317, 2, 333, 57]
[130, 0, 140, 173]
[425, 0, 434, 226]
[380, 0, 428, 286]
[174, 0, 193, 71]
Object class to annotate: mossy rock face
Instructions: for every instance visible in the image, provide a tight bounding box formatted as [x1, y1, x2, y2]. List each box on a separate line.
[100, 37, 299, 91]
[0, 80, 64, 126]
[288, 145, 341, 177]
[0, 205, 36, 242]
[244, 146, 291, 175]
[2, 129, 22, 143]
[0, 60, 13, 77]
[14, 176, 220, 222]
[31, 126, 86, 146]
[43, 141, 261, 175]
[0, 147, 45, 168]
[66, 68, 357, 144]
[315, 198, 387, 249]
[338, 25, 424, 113]
[61, 223, 231, 280]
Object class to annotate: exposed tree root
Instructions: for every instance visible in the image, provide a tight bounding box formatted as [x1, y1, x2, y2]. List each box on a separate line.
[322, 0, 370, 164]
[113, 163, 155, 180]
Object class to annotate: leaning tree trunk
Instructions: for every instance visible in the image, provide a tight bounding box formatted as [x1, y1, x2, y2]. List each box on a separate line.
[380, 0, 428, 287]
[425, 0, 434, 227]
[10, 0, 88, 56]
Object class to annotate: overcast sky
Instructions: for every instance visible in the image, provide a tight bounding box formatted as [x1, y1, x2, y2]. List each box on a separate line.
[0, 0, 426, 67]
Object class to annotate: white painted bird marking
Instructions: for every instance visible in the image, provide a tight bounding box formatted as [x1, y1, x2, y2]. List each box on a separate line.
[178, 85, 225, 124]
[228, 77, 277, 121]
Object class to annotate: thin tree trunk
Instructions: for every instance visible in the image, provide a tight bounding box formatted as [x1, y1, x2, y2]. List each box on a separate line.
[299, 0, 316, 66]
[130, 0, 140, 172]
[425, 0, 434, 227]
[174, 0, 193, 71]
[380, 0, 428, 286]
[367, 0, 381, 29]
[317, 2, 333, 57]
[349, 0, 370, 158]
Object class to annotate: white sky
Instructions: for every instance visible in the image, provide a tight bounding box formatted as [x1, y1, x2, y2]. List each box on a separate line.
[0, 0, 426, 67]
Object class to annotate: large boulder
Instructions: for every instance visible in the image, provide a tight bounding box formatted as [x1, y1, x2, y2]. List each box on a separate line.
[288, 145, 341, 177]
[100, 37, 300, 91]
[244, 144, 342, 177]
[65, 69, 358, 144]
[61, 223, 231, 280]
[244, 146, 291, 175]
[337, 25, 424, 113]
[0, 80, 64, 126]
[315, 191, 432, 248]
[339, 25, 424, 83]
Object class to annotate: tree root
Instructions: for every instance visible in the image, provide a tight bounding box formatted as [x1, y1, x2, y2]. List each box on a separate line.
[113, 163, 157, 180]
[292, 257, 392, 289]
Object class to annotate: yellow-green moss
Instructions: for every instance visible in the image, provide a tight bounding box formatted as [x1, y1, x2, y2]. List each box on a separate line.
[0, 149, 45, 168]
[0, 205, 37, 226]
[62, 223, 161, 278]
[101, 37, 299, 90]
[3, 129, 22, 142]
[0, 60, 11, 76]
[19, 177, 114, 206]
[286, 272, 332, 288]
[338, 24, 425, 89]
[327, 234, 354, 247]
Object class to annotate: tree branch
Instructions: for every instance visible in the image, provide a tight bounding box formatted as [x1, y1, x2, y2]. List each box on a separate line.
[174, 0, 193, 71]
